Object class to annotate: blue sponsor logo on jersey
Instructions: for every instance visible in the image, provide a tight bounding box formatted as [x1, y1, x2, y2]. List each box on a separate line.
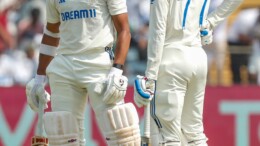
[61, 9, 96, 21]
[151, 0, 155, 4]
[59, 0, 65, 4]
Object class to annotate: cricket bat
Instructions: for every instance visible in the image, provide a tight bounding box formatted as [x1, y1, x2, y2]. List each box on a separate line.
[141, 103, 150, 146]
[31, 101, 48, 146]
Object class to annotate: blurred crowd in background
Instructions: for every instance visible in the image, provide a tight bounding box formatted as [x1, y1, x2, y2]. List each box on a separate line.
[0, 0, 259, 86]
[0, 0, 45, 87]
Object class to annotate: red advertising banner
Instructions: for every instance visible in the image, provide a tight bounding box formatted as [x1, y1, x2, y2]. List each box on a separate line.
[203, 86, 260, 146]
[0, 86, 260, 146]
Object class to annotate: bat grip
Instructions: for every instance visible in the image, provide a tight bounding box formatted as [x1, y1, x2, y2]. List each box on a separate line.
[143, 103, 150, 138]
[37, 100, 44, 136]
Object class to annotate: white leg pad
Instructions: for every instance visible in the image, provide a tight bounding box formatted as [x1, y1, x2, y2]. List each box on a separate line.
[100, 103, 141, 146]
[43, 111, 82, 146]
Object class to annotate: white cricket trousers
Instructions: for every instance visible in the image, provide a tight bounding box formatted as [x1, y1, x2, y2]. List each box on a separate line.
[46, 48, 115, 145]
[150, 45, 208, 146]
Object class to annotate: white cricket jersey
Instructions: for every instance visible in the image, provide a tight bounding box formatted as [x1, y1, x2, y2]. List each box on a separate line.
[46, 0, 127, 55]
[145, 0, 243, 80]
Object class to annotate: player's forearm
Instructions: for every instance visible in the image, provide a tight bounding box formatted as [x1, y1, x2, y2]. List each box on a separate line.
[145, 32, 165, 80]
[114, 30, 131, 65]
[145, 0, 168, 80]
[111, 12, 130, 66]
[37, 54, 54, 75]
[37, 34, 59, 75]
[207, 0, 244, 29]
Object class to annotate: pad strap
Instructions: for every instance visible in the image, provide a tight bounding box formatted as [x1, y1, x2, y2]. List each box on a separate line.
[106, 125, 140, 145]
[47, 133, 79, 146]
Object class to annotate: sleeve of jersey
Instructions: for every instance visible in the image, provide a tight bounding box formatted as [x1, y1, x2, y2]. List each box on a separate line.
[107, 0, 127, 15]
[46, 0, 60, 23]
[145, 0, 168, 80]
[207, 0, 243, 28]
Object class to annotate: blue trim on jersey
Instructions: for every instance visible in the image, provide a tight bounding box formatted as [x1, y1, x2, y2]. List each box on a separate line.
[199, 0, 208, 26]
[93, 9, 96, 17]
[150, 81, 162, 128]
[182, 0, 191, 29]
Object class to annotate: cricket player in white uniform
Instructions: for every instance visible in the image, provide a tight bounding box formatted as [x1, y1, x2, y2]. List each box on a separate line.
[25, 0, 141, 145]
[134, 0, 244, 145]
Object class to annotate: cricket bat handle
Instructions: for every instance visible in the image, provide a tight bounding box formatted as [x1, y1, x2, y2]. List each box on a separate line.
[143, 103, 150, 138]
[38, 100, 44, 136]
[31, 101, 48, 146]
[141, 103, 151, 146]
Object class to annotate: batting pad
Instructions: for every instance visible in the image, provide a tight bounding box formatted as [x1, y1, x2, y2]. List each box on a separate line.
[43, 111, 80, 146]
[101, 103, 141, 146]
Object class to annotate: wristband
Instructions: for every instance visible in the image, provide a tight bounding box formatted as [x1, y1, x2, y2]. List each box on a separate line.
[40, 44, 57, 56]
[113, 63, 124, 70]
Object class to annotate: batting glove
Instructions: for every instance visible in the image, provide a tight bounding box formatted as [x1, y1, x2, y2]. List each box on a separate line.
[200, 20, 213, 46]
[134, 75, 156, 107]
[103, 67, 128, 104]
[26, 75, 50, 112]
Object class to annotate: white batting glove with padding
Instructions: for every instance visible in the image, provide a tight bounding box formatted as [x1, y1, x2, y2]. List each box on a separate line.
[134, 75, 156, 107]
[26, 74, 50, 112]
[200, 20, 213, 46]
[103, 67, 128, 104]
